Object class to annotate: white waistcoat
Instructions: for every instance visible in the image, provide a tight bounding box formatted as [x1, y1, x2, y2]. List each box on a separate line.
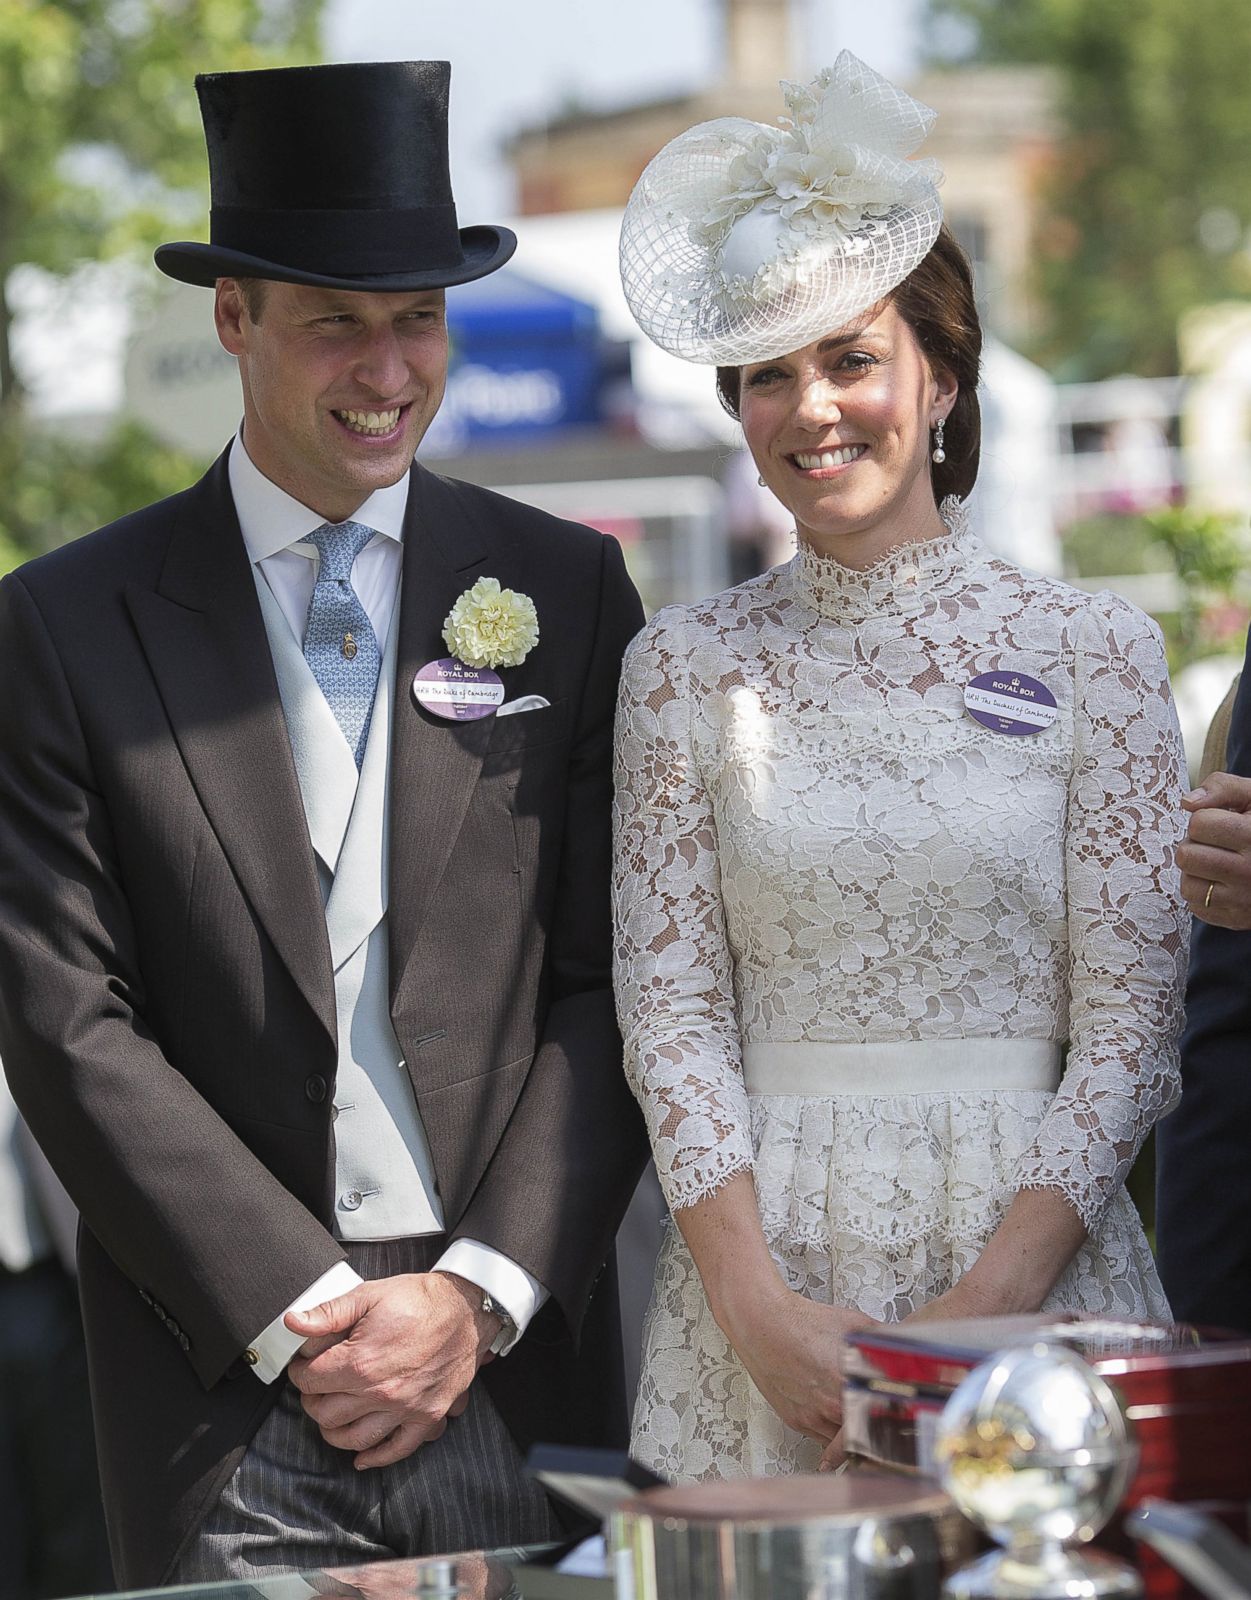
[252, 572, 443, 1241]
[0, 1071, 52, 1271]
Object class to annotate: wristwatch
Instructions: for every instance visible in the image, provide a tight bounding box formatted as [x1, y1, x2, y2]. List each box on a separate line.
[480, 1289, 517, 1355]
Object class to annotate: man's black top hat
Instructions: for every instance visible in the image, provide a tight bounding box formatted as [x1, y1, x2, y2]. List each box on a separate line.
[155, 61, 515, 292]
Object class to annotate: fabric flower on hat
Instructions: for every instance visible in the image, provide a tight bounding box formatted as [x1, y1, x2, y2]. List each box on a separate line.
[693, 57, 940, 284]
[443, 577, 539, 670]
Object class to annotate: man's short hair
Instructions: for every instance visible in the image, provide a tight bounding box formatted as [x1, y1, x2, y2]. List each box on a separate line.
[234, 277, 268, 323]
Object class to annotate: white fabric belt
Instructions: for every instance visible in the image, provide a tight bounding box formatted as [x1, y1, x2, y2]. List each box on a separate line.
[742, 1039, 1061, 1097]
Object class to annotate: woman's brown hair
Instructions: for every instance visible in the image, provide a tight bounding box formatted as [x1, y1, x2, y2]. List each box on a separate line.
[715, 225, 982, 505]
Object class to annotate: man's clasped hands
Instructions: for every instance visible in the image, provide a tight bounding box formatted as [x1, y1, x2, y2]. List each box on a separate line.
[285, 1271, 503, 1469]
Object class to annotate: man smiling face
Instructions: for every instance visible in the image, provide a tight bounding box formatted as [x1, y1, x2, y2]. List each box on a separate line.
[215, 278, 449, 523]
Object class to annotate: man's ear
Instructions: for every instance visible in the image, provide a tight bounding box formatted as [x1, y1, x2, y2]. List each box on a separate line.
[214, 279, 247, 357]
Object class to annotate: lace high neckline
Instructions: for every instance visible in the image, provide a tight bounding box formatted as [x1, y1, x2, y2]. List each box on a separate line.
[789, 496, 978, 621]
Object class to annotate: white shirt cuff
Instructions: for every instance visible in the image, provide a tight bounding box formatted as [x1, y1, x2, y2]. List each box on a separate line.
[434, 1238, 548, 1355]
[245, 1260, 364, 1384]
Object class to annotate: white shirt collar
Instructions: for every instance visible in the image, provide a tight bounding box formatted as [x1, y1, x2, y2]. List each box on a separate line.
[228, 430, 410, 565]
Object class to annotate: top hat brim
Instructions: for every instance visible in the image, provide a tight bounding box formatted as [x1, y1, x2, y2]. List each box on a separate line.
[154, 224, 516, 292]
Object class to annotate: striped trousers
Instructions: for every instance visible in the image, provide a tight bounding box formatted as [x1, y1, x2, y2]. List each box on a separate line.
[172, 1238, 559, 1580]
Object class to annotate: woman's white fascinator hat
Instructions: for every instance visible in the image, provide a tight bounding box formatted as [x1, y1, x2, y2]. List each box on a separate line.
[619, 52, 944, 366]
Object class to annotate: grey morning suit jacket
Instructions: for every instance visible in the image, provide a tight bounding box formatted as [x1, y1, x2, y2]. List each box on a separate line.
[0, 449, 649, 1586]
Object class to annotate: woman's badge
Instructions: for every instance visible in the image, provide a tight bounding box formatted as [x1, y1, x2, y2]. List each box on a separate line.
[964, 671, 1057, 736]
[412, 658, 505, 721]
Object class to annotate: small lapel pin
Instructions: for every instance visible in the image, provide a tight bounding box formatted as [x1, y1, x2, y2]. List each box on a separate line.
[964, 669, 1057, 736]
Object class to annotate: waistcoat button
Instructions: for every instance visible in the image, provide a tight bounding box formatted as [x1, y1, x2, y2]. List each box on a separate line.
[305, 1074, 328, 1104]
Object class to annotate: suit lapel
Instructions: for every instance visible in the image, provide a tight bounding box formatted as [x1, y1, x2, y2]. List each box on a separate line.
[125, 452, 336, 1042]
[388, 465, 494, 1002]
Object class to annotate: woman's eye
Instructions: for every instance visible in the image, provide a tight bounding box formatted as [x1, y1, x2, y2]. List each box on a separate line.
[838, 351, 876, 373]
[745, 366, 785, 387]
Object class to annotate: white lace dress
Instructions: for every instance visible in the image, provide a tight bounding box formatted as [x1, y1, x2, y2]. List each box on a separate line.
[612, 508, 1189, 1483]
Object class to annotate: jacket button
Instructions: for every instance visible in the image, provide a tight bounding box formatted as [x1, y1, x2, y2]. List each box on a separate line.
[305, 1074, 328, 1104]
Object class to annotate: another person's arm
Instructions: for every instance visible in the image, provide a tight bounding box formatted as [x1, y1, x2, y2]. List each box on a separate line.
[613, 610, 870, 1444]
[1198, 672, 1238, 785]
[1159, 642, 1251, 1327]
[1179, 766, 1251, 929]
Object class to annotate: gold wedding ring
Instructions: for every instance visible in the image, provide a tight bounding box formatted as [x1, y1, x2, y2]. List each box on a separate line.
[1204, 882, 1215, 911]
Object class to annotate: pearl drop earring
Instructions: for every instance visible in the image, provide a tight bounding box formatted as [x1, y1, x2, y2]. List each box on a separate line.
[758, 474, 767, 487]
[931, 418, 946, 465]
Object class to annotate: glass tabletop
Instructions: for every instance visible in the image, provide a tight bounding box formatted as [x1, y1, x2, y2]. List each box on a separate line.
[87, 1540, 611, 1600]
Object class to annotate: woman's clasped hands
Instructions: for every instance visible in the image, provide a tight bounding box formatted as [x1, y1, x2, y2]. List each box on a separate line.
[720, 1277, 877, 1449]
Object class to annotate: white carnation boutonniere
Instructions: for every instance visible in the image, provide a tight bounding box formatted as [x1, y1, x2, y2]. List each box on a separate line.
[443, 576, 539, 670]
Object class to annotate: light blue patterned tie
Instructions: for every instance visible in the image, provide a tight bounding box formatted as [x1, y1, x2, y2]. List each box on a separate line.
[300, 521, 382, 767]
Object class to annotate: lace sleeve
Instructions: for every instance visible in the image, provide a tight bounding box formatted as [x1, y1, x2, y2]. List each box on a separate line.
[1015, 592, 1189, 1229]
[612, 610, 755, 1210]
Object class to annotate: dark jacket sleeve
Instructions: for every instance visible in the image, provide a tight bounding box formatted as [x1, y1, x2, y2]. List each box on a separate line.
[1157, 633, 1251, 1330]
[0, 572, 344, 1387]
[449, 534, 650, 1334]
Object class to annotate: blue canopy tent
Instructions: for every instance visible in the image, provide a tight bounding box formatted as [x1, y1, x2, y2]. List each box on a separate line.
[422, 268, 606, 454]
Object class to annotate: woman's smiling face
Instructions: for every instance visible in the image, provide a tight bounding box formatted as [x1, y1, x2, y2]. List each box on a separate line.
[739, 300, 957, 568]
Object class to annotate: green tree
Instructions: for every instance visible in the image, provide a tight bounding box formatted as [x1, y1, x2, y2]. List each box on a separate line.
[1064, 504, 1248, 671]
[0, 421, 206, 572]
[928, 0, 1251, 379]
[0, 0, 323, 559]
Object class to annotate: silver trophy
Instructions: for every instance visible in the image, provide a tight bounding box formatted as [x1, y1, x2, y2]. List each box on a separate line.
[933, 1342, 1141, 1600]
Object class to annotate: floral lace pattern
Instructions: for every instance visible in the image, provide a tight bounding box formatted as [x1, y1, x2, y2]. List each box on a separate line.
[612, 510, 1188, 1480]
